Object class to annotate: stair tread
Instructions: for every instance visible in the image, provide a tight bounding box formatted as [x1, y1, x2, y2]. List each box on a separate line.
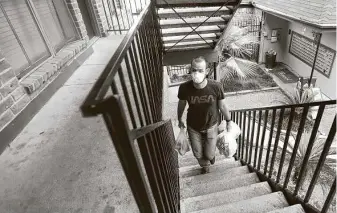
[160, 17, 225, 25]
[182, 182, 272, 213]
[179, 158, 239, 178]
[166, 45, 211, 52]
[181, 166, 249, 186]
[267, 204, 305, 213]
[158, 7, 230, 14]
[192, 191, 289, 213]
[181, 173, 260, 199]
[179, 152, 230, 167]
[163, 33, 217, 41]
[164, 40, 214, 46]
[162, 26, 224, 34]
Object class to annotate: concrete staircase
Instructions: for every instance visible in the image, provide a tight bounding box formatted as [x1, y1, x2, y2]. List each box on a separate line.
[178, 151, 306, 213]
[157, 3, 236, 52]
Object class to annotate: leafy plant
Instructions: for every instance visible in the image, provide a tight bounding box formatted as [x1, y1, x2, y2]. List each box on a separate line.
[216, 25, 261, 83]
[272, 131, 336, 192]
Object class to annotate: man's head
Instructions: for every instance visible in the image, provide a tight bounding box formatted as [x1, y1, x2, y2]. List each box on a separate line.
[190, 56, 209, 84]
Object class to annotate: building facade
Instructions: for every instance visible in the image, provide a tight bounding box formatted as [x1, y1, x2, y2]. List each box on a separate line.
[0, 0, 110, 133]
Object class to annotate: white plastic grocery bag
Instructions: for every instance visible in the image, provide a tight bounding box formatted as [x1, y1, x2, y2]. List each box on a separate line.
[175, 128, 190, 156]
[216, 121, 241, 158]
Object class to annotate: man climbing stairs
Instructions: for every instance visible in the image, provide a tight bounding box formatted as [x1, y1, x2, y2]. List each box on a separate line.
[178, 151, 306, 213]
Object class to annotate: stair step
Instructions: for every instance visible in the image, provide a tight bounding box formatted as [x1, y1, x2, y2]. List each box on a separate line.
[181, 173, 260, 199]
[179, 150, 229, 167]
[163, 33, 218, 44]
[192, 191, 289, 213]
[156, 0, 239, 8]
[162, 26, 225, 37]
[179, 158, 239, 178]
[181, 166, 249, 186]
[165, 45, 211, 52]
[164, 40, 214, 47]
[182, 182, 272, 213]
[158, 7, 231, 18]
[267, 204, 305, 213]
[160, 17, 227, 28]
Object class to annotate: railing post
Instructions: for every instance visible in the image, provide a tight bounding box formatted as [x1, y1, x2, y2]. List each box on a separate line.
[100, 96, 156, 213]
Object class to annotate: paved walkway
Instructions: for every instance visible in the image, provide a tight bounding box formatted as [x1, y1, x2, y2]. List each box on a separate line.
[0, 35, 140, 213]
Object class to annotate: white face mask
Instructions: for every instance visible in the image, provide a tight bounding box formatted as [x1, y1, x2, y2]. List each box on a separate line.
[191, 72, 206, 84]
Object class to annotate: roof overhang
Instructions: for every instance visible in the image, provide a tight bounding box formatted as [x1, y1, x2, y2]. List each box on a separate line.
[251, 2, 336, 32]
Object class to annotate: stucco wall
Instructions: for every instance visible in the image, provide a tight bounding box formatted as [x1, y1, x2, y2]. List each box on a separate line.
[259, 12, 336, 99]
[259, 13, 289, 63]
[283, 22, 336, 99]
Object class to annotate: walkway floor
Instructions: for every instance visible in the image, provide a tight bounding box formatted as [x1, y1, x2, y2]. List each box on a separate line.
[0, 35, 139, 213]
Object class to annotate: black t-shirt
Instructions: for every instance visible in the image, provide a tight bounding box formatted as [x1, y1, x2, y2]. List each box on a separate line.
[178, 80, 225, 131]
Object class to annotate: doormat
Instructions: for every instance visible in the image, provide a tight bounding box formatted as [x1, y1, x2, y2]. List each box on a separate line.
[269, 67, 299, 83]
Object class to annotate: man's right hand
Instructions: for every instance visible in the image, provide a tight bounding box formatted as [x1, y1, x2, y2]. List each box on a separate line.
[178, 120, 186, 129]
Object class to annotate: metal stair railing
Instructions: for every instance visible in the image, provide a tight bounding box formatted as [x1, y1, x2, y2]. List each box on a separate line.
[223, 100, 336, 213]
[81, 2, 180, 212]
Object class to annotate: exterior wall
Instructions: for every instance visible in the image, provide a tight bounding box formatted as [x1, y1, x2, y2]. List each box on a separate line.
[0, 53, 30, 130]
[283, 22, 336, 99]
[65, 0, 89, 41]
[0, 0, 91, 131]
[90, 0, 109, 37]
[259, 12, 336, 99]
[259, 13, 289, 63]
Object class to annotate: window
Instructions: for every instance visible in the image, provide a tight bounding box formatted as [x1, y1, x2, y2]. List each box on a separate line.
[0, 0, 76, 79]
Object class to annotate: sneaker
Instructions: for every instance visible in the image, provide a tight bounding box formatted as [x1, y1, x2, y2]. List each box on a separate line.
[201, 167, 210, 174]
[210, 156, 215, 165]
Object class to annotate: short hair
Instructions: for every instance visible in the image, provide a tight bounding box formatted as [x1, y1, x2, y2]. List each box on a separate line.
[191, 56, 207, 66]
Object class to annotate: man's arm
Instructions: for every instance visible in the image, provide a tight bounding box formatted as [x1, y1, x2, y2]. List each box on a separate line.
[177, 100, 187, 128]
[218, 99, 231, 121]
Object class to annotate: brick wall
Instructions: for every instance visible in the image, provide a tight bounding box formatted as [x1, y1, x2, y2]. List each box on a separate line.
[0, 53, 29, 131]
[91, 0, 109, 37]
[65, 0, 89, 41]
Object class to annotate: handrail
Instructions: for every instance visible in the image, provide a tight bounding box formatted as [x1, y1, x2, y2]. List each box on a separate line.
[228, 100, 337, 213]
[81, 2, 152, 116]
[231, 100, 336, 112]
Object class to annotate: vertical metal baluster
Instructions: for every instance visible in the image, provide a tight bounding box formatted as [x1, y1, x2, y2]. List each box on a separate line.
[138, 26, 158, 121]
[142, 18, 160, 120]
[111, 0, 123, 33]
[258, 110, 268, 171]
[321, 178, 336, 213]
[125, 51, 144, 126]
[137, 135, 166, 212]
[152, 129, 175, 212]
[102, 0, 113, 30]
[111, 78, 118, 94]
[283, 106, 309, 189]
[127, 0, 135, 24]
[121, 0, 131, 29]
[242, 111, 247, 160]
[249, 111, 256, 165]
[294, 104, 326, 195]
[130, 41, 151, 125]
[305, 116, 336, 202]
[101, 97, 156, 212]
[253, 110, 262, 168]
[276, 107, 295, 183]
[264, 109, 276, 175]
[136, 31, 154, 123]
[269, 108, 285, 179]
[118, 66, 137, 128]
[245, 111, 251, 163]
[238, 112, 242, 159]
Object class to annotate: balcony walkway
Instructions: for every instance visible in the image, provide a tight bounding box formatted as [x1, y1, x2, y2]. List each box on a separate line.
[0, 34, 139, 213]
